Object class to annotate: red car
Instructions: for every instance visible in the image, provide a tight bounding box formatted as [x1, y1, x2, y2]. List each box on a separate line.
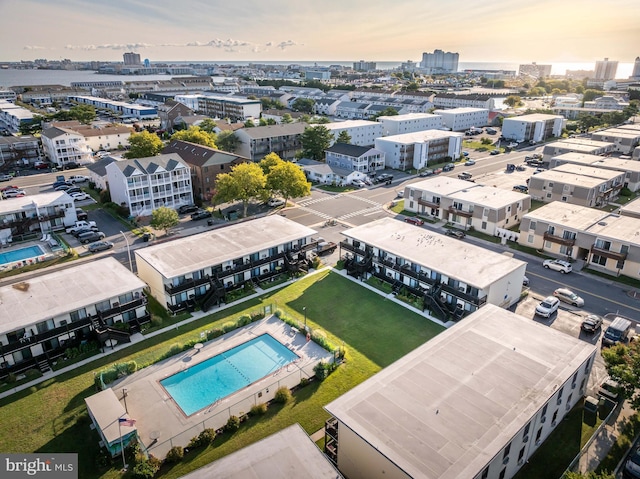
[0, 185, 19, 192]
[404, 217, 424, 226]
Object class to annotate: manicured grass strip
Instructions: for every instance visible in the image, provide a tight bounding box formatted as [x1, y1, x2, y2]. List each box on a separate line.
[0, 271, 444, 479]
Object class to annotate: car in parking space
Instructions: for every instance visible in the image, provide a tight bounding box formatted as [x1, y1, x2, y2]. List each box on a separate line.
[522, 275, 530, 286]
[177, 204, 199, 214]
[490, 149, 500, 155]
[2, 189, 26, 198]
[419, 169, 434, 177]
[462, 151, 469, 156]
[0, 174, 12, 182]
[65, 187, 82, 195]
[464, 159, 476, 166]
[444, 229, 466, 239]
[72, 226, 99, 237]
[87, 240, 114, 253]
[33, 161, 50, 170]
[68, 175, 89, 184]
[553, 288, 584, 307]
[442, 163, 455, 172]
[535, 296, 560, 318]
[69, 192, 90, 201]
[75, 207, 88, 221]
[267, 197, 286, 207]
[1, 185, 19, 192]
[543, 259, 572, 273]
[191, 209, 212, 221]
[581, 314, 603, 333]
[62, 162, 80, 170]
[78, 231, 106, 244]
[54, 183, 73, 191]
[533, 168, 545, 174]
[513, 185, 529, 193]
[404, 217, 424, 226]
[507, 142, 518, 148]
[351, 179, 366, 188]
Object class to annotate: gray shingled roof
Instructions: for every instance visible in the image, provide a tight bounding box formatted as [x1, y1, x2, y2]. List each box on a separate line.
[162, 140, 249, 167]
[326, 143, 373, 157]
[113, 153, 188, 177]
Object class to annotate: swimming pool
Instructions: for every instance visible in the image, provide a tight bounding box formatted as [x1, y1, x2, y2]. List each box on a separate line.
[0, 245, 45, 266]
[160, 334, 299, 416]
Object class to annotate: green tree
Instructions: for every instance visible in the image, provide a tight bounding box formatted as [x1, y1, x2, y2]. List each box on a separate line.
[150, 206, 179, 236]
[259, 152, 283, 175]
[405, 82, 419, 91]
[281, 113, 293, 124]
[301, 125, 332, 161]
[504, 95, 523, 108]
[124, 130, 164, 158]
[170, 126, 217, 148]
[216, 130, 240, 153]
[336, 130, 352, 144]
[291, 98, 315, 113]
[244, 119, 256, 128]
[582, 89, 604, 103]
[373, 107, 399, 119]
[19, 115, 44, 135]
[197, 118, 218, 133]
[214, 162, 267, 217]
[69, 104, 97, 124]
[266, 160, 310, 204]
[563, 472, 614, 479]
[602, 341, 640, 410]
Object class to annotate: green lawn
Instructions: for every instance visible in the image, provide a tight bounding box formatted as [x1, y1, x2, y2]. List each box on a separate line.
[0, 270, 444, 479]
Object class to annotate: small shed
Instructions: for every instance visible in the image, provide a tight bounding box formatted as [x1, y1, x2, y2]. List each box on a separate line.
[85, 388, 138, 457]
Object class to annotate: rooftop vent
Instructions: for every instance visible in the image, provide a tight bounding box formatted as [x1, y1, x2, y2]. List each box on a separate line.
[597, 222, 607, 226]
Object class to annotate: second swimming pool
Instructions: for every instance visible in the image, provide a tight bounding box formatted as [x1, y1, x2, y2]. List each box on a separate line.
[160, 333, 299, 416]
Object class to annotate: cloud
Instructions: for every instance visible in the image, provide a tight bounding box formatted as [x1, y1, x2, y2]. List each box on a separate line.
[62, 39, 302, 54]
[23, 45, 46, 50]
[275, 40, 299, 50]
[65, 43, 154, 51]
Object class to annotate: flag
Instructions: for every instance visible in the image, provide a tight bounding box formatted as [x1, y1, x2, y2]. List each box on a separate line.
[119, 418, 136, 427]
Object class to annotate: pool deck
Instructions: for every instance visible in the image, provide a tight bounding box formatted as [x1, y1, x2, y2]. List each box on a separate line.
[0, 236, 64, 271]
[113, 315, 334, 458]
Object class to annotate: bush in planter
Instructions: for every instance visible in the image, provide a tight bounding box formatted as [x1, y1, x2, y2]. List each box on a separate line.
[164, 446, 184, 464]
[250, 403, 268, 416]
[273, 386, 292, 404]
[225, 415, 241, 432]
[236, 314, 252, 326]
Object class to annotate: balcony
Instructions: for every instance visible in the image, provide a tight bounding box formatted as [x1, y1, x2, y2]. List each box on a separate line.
[164, 276, 212, 295]
[97, 296, 147, 320]
[418, 197, 441, 209]
[590, 245, 627, 261]
[543, 232, 576, 247]
[339, 241, 366, 257]
[448, 206, 473, 218]
[0, 317, 94, 356]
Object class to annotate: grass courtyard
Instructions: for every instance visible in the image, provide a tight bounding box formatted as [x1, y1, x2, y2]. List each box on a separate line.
[0, 270, 444, 478]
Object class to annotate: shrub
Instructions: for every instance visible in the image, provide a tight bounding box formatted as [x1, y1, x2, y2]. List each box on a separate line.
[225, 415, 241, 432]
[236, 315, 252, 327]
[131, 458, 159, 479]
[99, 189, 111, 204]
[314, 361, 337, 381]
[208, 328, 223, 339]
[299, 377, 309, 387]
[250, 312, 265, 322]
[221, 321, 236, 333]
[250, 403, 268, 416]
[150, 314, 163, 328]
[25, 369, 42, 380]
[273, 386, 292, 404]
[164, 446, 184, 464]
[187, 435, 201, 449]
[198, 428, 216, 446]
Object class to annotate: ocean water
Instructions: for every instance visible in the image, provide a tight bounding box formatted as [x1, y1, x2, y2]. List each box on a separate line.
[0, 61, 633, 87]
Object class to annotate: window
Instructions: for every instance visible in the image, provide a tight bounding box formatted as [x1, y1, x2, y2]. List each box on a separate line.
[523, 422, 531, 437]
[530, 221, 536, 230]
[552, 409, 558, 423]
[518, 445, 526, 463]
[527, 234, 534, 244]
[536, 426, 543, 443]
[499, 468, 506, 479]
[503, 442, 511, 461]
[561, 196, 568, 202]
[541, 404, 548, 419]
[481, 221, 487, 230]
[591, 255, 606, 266]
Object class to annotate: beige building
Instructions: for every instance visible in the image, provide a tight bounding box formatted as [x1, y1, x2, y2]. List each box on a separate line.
[542, 138, 616, 161]
[548, 152, 640, 192]
[591, 128, 640, 154]
[519, 202, 640, 278]
[403, 177, 530, 235]
[620, 196, 640, 219]
[528, 163, 625, 207]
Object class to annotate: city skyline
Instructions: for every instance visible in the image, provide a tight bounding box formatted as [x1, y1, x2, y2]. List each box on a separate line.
[1, 0, 638, 64]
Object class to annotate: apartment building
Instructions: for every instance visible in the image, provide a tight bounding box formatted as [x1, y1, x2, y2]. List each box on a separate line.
[105, 153, 193, 217]
[157, 101, 195, 131]
[377, 113, 443, 136]
[324, 120, 384, 147]
[324, 304, 595, 479]
[375, 130, 463, 171]
[40, 126, 93, 168]
[620, 197, 640, 219]
[404, 177, 531, 234]
[188, 94, 261, 122]
[69, 95, 157, 119]
[162, 140, 249, 201]
[590, 128, 640, 154]
[501, 114, 565, 143]
[46, 120, 132, 153]
[324, 143, 385, 174]
[0, 135, 41, 166]
[519, 202, 640, 278]
[0, 191, 78, 239]
[135, 216, 316, 313]
[235, 123, 308, 161]
[542, 138, 616, 161]
[432, 107, 489, 132]
[0, 99, 34, 131]
[340, 218, 526, 323]
[432, 93, 495, 110]
[0, 258, 149, 380]
[548, 152, 640, 192]
[528, 163, 625, 207]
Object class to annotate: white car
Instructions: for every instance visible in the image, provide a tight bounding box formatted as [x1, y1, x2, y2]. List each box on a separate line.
[553, 288, 584, 307]
[68, 175, 89, 184]
[2, 189, 26, 198]
[69, 192, 90, 201]
[267, 197, 285, 207]
[535, 296, 560, 318]
[351, 179, 366, 188]
[542, 259, 572, 274]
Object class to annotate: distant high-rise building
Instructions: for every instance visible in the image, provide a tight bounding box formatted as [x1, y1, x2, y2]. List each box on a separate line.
[631, 57, 640, 79]
[420, 49, 459, 74]
[123, 52, 141, 66]
[518, 62, 552, 79]
[594, 58, 618, 80]
[143, 58, 150, 68]
[353, 60, 377, 72]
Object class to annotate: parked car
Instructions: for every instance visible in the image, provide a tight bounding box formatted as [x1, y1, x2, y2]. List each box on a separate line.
[442, 163, 455, 172]
[513, 185, 529, 193]
[54, 183, 73, 191]
[457, 171, 473, 180]
[553, 288, 584, 307]
[0, 185, 19, 192]
[177, 204, 199, 214]
[2, 189, 26, 198]
[191, 209, 213, 221]
[75, 207, 88, 221]
[72, 226, 99, 237]
[62, 162, 80, 170]
[0, 174, 12, 182]
[444, 229, 466, 239]
[66, 220, 97, 234]
[464, 159, 476, 166]
[267, 197, 286, 207]
[507, 142, 518, 148]
[581, 314, 603, 333]
[88, 240, 114, 252]
[462, 151, 469, 156]
[522, 275, 530, 286]
[490, 149, 500, 155]
[543, 259, 572, 273]
[65, 187, 82, 195]
[69, 192, 90, 201]
[535, 296, 560, 318]
[419, 169, 434, 177]
[351, 179, 366, 188]
[505, 163, 516, 173]
[404, 217, 424, 226]
[68, 175, 89, 183]
[78, 231, 106, 244]
[33, 161, 50, 170]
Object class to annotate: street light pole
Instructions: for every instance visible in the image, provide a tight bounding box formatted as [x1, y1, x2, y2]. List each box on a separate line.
[303, 307, 307, 332]
[120, 231, 133, 273]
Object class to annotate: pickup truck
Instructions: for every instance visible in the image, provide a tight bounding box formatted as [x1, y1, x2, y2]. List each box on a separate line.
[68, 175, 89, 184]
[66, 220, 97, 234]
[316, 241, 337, 256]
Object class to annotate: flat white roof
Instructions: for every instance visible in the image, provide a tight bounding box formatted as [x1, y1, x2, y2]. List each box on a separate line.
[533, 169, 613, 187]
[504, 113, 562, 122]
[522, 201, 608, 230]
[410, 176, 482, 196]
[134, 216, 317, 279]
[448, 184, 528, 208]
[0, 191, 70, 215]
[433, 107, 488, 114]
[584, 213, 640, 244]
[342, 218, 525, 289]
[377, 129, 463, 145]
[325, 304, 595, 479]
[555, 138, 615, 148]
[378, 113, 441, 122]
[325, 120, 381, 130]
[551, 163, 625, 181]
[592, 128, 640, 139]
[180, 424, 343, 479]
[0, 257, 146, 334]
[621, 197, 640, 216]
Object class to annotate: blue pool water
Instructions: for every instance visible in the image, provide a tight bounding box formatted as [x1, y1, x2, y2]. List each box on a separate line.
[0, 245, 44, 266]
[160, 334, 299, 416]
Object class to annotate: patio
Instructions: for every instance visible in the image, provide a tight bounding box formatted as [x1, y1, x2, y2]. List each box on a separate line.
[0, 234, 66, 273]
